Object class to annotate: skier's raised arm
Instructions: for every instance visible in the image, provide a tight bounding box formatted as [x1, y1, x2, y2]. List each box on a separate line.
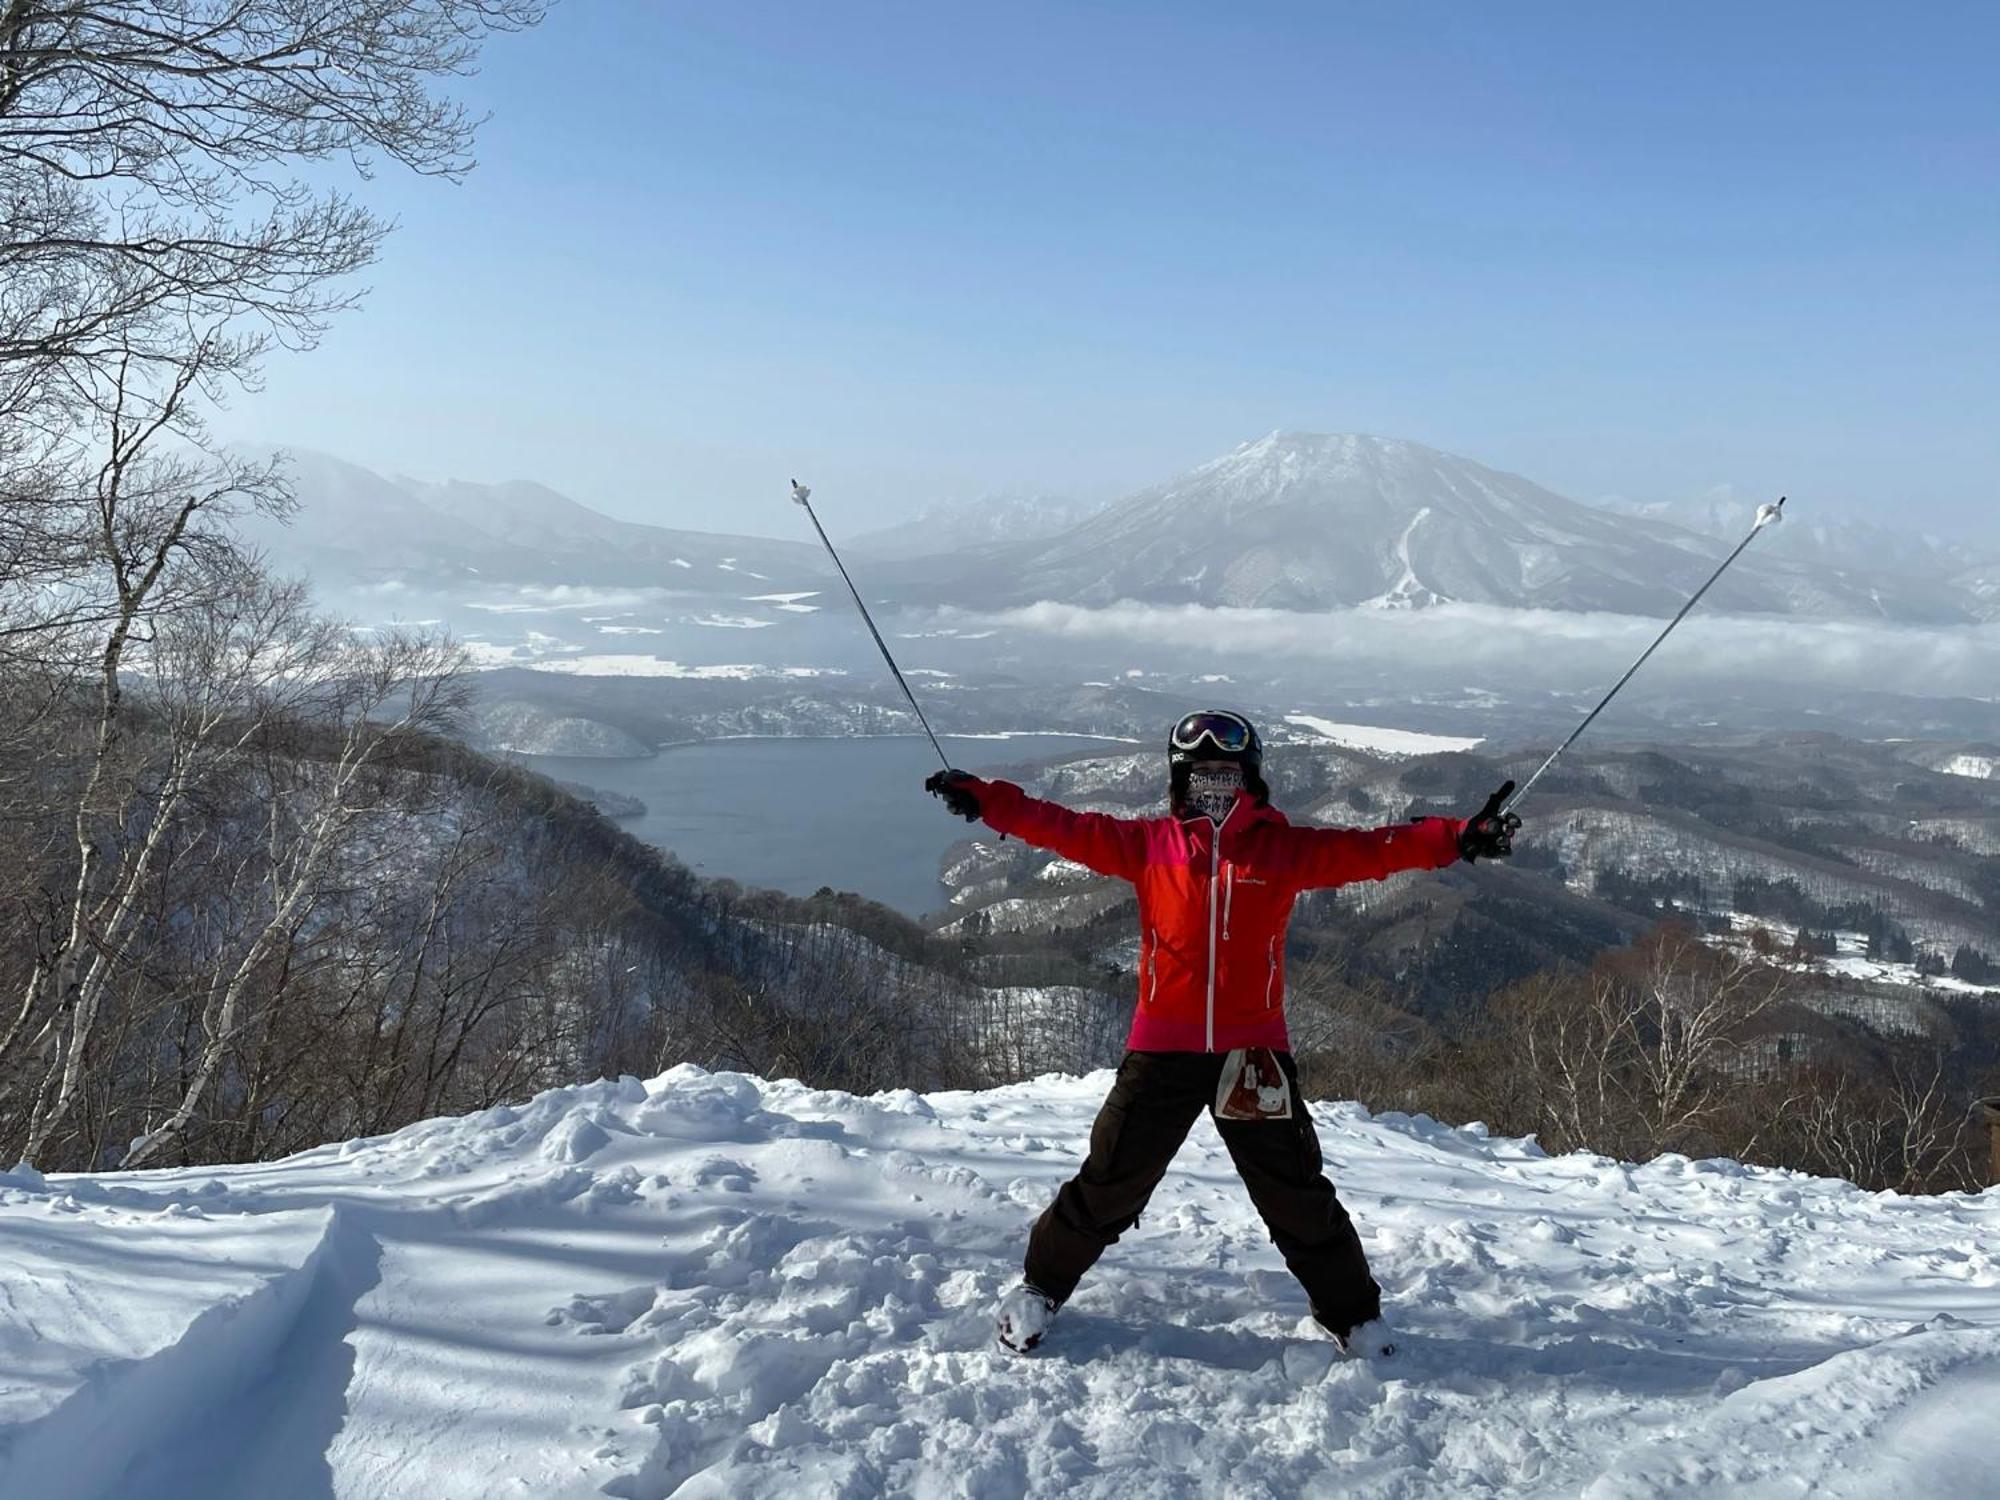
[925, 770, 1147, 881]
[1275, 778, 1521, 889]
[1276, 814, 1466, 889]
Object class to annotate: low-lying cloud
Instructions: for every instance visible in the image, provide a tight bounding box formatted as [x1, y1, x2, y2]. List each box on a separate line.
[465, 585, 676, 615]
[959, 600, 2000, 699]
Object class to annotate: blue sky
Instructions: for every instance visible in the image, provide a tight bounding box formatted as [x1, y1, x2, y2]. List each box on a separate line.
[228, 1, 1998, 536]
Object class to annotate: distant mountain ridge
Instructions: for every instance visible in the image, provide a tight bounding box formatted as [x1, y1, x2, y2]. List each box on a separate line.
[1602, 489, 1997, 605]
[848, 491, 1104, 560]
[240, 437, 1995, 625]
[886, 433, 1984, 622]
[232, 447, 829, 592]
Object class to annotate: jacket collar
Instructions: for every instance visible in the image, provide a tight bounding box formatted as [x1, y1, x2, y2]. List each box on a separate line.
[1177, 789, 1286, 836]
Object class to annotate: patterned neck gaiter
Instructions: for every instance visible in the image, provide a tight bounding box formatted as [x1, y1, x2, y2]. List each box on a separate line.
[1184, 764, 1243, 824]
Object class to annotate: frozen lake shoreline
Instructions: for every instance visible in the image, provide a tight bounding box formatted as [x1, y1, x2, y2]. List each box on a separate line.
[518, 733, 1128, 917]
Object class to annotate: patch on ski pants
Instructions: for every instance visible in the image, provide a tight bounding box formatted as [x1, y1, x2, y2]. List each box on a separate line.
[1213, 1046, 1293, 1121]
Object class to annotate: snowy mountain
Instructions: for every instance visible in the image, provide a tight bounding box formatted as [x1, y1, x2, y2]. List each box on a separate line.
[239, 440, 1990, 634]
[234, 447, 828, 592]
[1958, 568, 2000, 622]
[3, 1066, 1995, 1498]
[848, 490, 1104, 561]
[900, 434, 1980, 622]
[1603, 488, 1999, 618]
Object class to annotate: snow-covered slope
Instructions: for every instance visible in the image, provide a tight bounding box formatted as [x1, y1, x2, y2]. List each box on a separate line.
[849, 490, 1103, 561]
[1953, 562, 2000, 622]
[233, 446, 828, 591]
[4, 1068, 1996, 1499]
[462, 698, 655, 756]
[1605, 490, 1994, 593]
[977, 432, 1739, 613]
[1887, 741, 2000, 783]
[917, 434, 1980, 622]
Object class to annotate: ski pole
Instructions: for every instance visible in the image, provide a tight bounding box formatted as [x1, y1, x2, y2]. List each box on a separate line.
[1502, 497, 1786, 816]
[790, 479, 952, 771]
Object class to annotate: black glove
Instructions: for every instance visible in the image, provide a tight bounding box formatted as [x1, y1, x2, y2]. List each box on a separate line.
[1458, 780, 1521, 862]
[925, 768, 982, 822]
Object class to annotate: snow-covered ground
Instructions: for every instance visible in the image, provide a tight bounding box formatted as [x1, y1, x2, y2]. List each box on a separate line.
[4, 1069, 1997, 1500]
[1940, 753, 1997, 780]
[527, 657, 846, 680]
[1719, 916, 2000, 999]
[1280, 713, 1484, 757]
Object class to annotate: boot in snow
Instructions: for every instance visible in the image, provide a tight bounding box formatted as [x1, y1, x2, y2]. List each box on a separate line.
[1327, 1315, 1396, 1359]
[996, 1283, 1060, 1353]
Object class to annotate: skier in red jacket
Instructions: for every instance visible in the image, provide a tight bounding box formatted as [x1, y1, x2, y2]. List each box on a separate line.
[926, 709, 1519, 1356]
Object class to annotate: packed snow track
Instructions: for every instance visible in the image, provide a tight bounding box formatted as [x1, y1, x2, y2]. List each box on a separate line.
[2, 1068, 1996, 1498]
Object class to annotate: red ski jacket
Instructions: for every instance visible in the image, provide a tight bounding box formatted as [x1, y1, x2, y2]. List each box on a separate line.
[967, 779, 1465, 1053]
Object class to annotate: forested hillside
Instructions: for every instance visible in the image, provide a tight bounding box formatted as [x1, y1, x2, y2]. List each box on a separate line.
[0, 640, 1125, 1171]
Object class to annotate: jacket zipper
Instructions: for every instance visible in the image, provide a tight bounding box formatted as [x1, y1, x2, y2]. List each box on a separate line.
[1222, 865, 1234, 941]
[1145, 929, 1160, 1007]
[1206, 833, 1219, 1051]
[1265, 936, 1279, 1010]
[1205, 801, 1238, 1052]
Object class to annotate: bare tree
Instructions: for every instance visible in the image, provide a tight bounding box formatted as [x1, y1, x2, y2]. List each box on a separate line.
[0, 0, 547, 679]
[1487, 968, 1632, 1152]
[0, 0, 546, 1166]
[1465, 925, 1790, 1160]
[1757, 1047, 1982, 1194]
[1, 0, 545, 423]
[0, 1, 537, 830]
[120, 628, 466, 1166]
[1609, 926, 1790, 1153]
[1, 434, 296, 1159]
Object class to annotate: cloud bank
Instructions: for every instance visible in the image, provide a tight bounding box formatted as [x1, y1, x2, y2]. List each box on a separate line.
[960, 601, 2000, 699]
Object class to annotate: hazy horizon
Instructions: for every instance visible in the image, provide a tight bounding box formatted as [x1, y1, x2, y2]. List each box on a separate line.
[240, 430, 1998, 550]
[216, 3, 1995, 538]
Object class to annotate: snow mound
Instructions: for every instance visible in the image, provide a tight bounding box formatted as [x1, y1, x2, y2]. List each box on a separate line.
[3, 1068, 1997, 1498]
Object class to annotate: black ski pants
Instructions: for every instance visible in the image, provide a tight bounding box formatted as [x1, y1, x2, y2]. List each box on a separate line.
[1023, 1049, 1382, 1335]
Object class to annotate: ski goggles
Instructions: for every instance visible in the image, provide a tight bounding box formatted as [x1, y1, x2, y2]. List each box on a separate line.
[1171, 710, 1256, 756]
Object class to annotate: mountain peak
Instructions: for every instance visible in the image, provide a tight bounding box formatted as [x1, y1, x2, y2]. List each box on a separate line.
[1231, 430, 1394, 456]
[984, 431, 1977, 621]
[1208, 431, 1461, 483]
[1232, 430, 1435, 454]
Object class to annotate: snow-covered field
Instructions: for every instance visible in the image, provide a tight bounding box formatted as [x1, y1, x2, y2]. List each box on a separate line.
[523, 656, 845, 680]
[1720, 917, 2000, 1000]
[3, 1068, 1997, 1500]
[1280, 714, 1485, 757]
[1941, 753, 1997, 781]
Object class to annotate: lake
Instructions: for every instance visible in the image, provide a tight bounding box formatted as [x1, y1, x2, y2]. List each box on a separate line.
[519, 735, 1135, 917]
